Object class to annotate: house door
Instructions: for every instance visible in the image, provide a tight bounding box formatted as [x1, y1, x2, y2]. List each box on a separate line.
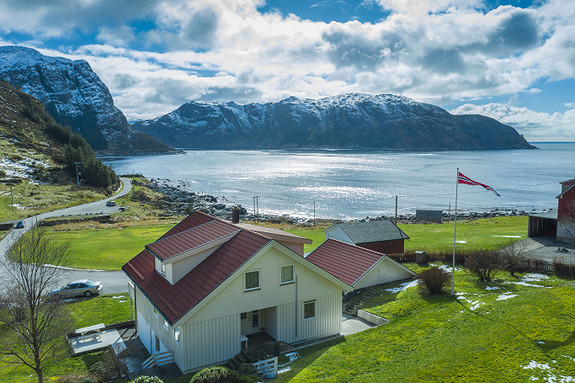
[241, 310, 263, 335]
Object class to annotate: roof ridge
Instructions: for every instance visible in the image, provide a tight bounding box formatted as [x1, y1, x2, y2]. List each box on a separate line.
[148, 217, 217, 246]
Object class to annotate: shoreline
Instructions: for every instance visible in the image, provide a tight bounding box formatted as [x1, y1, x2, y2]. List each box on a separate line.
[146, 177, 545, 226]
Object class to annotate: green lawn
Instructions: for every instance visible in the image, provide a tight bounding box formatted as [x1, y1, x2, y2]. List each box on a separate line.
[276, 269, 575, 382]
[286, 216, 528, 254]
[0, 181, 108, 222]
[50, 224, 174, 270]
[0, 294, 132, 383]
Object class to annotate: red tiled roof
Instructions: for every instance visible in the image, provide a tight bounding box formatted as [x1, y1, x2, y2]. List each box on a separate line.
[123, 212, 271, 324]
[159, 211, 215, 239]
[306, 239, 384, 286]
[147, 220, 240, 260]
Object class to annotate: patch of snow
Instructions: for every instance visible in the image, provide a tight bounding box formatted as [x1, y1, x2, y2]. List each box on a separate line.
[492, 235, 522, 238]
[456, 240, 467, 243]
[537, 341, 545, 344]
[523, 361, 551, 370]
[512, 281, 547, 288]
[111, 295, 126, 299]
[522, 274, 549, 282]
[485, 286, 501, 291]
[522, 359, 575, 382]
[496, 293, 518, 301]
[386, 280, 419, 293]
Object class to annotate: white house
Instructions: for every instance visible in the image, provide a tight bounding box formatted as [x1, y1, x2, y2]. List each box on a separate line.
[122, 212, 352, 373]
[306, 239, 417, 291]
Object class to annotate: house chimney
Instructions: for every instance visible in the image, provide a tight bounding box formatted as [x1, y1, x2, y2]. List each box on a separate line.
[232, 206, 240, 224]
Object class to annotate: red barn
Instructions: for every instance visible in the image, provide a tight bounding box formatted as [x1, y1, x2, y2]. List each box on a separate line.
[323, 220, 409, 254]
[557, 178, 575, 243]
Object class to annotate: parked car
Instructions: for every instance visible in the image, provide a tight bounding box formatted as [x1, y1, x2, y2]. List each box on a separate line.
[106, 200, 117, 207]
[14, 221, 25, 229]
[49, 279, 103, 298]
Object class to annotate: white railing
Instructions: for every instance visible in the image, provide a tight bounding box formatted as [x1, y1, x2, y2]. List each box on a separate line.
[142, 351, 174, 369]
[254, 356, 278, 379]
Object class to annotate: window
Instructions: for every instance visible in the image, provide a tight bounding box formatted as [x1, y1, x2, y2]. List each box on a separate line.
[173, 327, 180, 342]
[240, 312, 247, 320]
[280, 265, 294, 285]
[252, 310, 259, 327]
[163, 319, 169, 330]
[245, 270, 260, 291]
[304, 300, 316, 320]
[160, 263, 166, 276]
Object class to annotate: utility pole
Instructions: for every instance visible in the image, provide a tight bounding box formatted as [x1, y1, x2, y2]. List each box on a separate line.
[394, 195, 398, 225]
[10, 183, 13, 211]
[74, 162, 83, 186]
[252, 196, 259, 219]
[313, 201, 316, 226]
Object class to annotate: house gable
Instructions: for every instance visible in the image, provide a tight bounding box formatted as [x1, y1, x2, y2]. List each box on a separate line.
[324, 220, 409, 245]
[176, 240, 352, 325]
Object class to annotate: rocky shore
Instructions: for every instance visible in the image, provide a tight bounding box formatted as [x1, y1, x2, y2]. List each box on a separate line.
[145, 177, 545, 226]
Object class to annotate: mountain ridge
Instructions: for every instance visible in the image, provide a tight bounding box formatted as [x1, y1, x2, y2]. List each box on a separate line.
[0, 46, 173, 154]
[134, 93, 535, 150]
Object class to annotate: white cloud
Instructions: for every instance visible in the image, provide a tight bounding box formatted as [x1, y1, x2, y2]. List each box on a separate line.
[1, 0, 574, 140]
[451, 103, 575, 142]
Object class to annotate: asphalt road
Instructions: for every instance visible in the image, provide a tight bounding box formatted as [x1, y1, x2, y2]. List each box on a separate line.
[0, 177, 133, 295]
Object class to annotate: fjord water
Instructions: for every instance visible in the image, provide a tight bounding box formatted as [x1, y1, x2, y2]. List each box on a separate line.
[104, 143, 575, 220]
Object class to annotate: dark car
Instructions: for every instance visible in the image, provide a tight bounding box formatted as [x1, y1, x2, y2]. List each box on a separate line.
[48, 279, 103, 298]
[106, 200, 117, 207]
[14, 221, 25, 229]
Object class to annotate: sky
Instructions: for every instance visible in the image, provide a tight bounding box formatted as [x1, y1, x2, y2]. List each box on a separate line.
[0, 0, 574, 142]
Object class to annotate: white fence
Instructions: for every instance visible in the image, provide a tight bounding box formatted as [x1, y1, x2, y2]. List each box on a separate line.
[254, 356, 278, 379]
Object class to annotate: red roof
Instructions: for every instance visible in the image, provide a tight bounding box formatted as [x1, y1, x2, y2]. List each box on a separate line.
[147, 220, 240, 260]
[123, 212, 271, 323]
[306, 239, 385, 286]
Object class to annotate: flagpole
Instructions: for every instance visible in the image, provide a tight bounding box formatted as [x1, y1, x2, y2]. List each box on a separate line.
[451, 167, 459, 296]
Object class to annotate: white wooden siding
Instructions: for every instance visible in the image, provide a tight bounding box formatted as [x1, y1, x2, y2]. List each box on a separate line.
[181, 314, 240, 373]
[353, 257, 416, 289]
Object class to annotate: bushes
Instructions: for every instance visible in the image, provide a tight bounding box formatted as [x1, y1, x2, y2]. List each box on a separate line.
[418, 267, 451, 294]
[465, 250, 502, 282]
[497, 241, 527, 276]
[190, 367, 240, 383]
[130, 376, 164, 383]
[553, 260, 575, 279]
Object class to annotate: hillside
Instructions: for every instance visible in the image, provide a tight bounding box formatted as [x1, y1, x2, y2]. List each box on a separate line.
[133, 93, 535, 150]
[0, 81, 116, 189]
[0, 46, 173, 154]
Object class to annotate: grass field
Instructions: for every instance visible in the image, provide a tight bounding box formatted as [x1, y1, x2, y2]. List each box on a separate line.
[276, 269, 575, 382]
[286, 215, 528, 254]
[0, 181, 108, 222]
[0, 294, 132, 383]
[43, 215, 528, 270]
[50, 224, 175, 270]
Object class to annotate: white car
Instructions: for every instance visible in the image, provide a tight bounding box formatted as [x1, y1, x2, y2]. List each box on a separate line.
[49, 279, 103, 298]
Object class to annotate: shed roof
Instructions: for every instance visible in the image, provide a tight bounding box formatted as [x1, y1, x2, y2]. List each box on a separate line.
[325, 220, 409, 244]
[306, 239, 386, 286]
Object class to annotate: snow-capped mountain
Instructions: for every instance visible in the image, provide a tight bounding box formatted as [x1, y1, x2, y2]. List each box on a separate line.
[134, 93, 534, 150]
[0, 46, 171, 153]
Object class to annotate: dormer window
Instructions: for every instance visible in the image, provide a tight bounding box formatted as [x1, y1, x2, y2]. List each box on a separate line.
[245, 270, 260, 291]
[160, 263, 166, 276]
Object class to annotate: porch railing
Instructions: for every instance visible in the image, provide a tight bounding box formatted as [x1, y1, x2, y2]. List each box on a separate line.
[142, 351, 174, 369]
[253, 356, 278, 379]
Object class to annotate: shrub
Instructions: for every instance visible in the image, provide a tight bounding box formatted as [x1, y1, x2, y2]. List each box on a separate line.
[418, 267, 451, 294]
[465, 250, 502, 282]
[498, 241, 527, 276]
[57, 375, 97, 383]
[553, 260, 575, 279]
[237, 363, 259, 377]
[190, 366, 240, 383]
[130, 376, 164, 383]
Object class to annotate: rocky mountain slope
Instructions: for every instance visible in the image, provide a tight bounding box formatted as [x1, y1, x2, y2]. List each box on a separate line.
[134, 93, 534, 150]
[0, 46, 172, 154]
[0, 81, 117, 188]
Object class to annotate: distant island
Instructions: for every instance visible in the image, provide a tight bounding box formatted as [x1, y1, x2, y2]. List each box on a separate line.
[134, 93, 535, 150]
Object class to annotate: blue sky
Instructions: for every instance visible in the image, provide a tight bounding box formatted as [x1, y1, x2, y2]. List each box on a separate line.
[0, 0, 574, 141]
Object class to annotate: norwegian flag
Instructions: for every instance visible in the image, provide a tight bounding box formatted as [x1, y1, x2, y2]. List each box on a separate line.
[458, 172, 501, 196]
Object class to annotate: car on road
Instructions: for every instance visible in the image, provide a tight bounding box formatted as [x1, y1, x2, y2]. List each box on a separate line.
[14, 221, 25, 229]
[48, 279, 103, 298]
[106, 200, 117, 207]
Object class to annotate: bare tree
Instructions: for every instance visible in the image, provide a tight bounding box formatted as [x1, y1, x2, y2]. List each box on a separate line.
[465, 250, 502, 283]
[498, 240, 527, 276]
[0, 226, 73, 383]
